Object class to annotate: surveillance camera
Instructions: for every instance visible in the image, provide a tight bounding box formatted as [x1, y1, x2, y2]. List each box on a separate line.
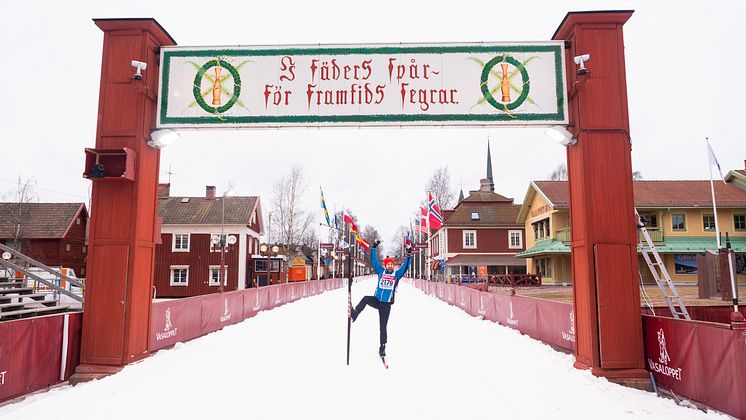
[131, 60, 147, 81]
[574, 54, 590, 75]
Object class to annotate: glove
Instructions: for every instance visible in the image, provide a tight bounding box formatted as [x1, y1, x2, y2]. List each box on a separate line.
[372, 240, 381, 249]
[406, 247, 413, 256]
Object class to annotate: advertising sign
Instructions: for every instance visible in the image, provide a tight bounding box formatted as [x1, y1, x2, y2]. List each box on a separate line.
[158, 42, 567, 128]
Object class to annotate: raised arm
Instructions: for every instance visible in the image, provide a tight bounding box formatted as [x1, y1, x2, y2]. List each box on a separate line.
[395, 255, 411, 279]
[371, 247, 383, 275]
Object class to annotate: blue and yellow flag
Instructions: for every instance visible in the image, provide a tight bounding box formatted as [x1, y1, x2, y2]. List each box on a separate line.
[320, 186, 331, 226]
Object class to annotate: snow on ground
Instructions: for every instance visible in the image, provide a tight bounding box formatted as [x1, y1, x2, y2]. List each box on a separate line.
[0, 278, 726, 420]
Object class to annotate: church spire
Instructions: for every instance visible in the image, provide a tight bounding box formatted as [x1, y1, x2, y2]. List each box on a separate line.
[486, 139, 494, 192]
[458, 189, 465, 203]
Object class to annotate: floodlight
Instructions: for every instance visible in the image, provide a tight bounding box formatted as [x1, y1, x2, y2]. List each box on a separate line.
[545, 125, 576, 146]
[148, 129, 180, 149]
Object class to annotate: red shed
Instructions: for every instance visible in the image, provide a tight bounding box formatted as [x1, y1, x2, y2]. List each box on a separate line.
[0, 202, 88, 276]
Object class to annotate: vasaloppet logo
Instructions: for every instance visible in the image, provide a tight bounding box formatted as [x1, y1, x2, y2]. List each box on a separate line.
[507, 301, 519, 326]
[220, 297, 232, 323]
[156, 307, 178, 341]
[561, 309, 575, 343]
[647, 328, 682, 381]
[0, 370, 6, 386]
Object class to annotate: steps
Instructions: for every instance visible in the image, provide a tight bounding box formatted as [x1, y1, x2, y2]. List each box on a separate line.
[0, 276, 71, 321]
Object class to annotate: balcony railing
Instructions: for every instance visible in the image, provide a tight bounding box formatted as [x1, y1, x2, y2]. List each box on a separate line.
[556, 228, 571, 243]
[553, 227, 664, 244]
[640, 227, 664, 243]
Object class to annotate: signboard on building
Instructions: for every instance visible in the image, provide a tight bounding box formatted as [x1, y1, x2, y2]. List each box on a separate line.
[674, 254, 698, 275]
[157, 43, 567, 128]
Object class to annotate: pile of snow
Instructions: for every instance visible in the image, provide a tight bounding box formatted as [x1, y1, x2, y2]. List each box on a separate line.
[0, 278, 723, 419]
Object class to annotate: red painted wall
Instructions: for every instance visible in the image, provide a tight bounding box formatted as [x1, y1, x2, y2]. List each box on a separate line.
[446, 228, 525, 253]
[154, 233, 241, 297]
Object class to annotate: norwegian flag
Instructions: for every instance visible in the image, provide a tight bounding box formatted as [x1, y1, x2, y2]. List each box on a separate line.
[420, 207, 428, 226]
[428, 192, 443, 230]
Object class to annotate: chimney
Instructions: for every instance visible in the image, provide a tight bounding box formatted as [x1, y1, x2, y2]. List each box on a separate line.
[206, 185, 216, 199]
[479, 178, 493, 192]
[157, 183, 170, 198]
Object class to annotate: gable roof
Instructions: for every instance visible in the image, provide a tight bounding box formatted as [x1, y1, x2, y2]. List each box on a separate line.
[158, 196, 259, 225]
[518, 179, 746, 222]
[0, 202, 86, 239]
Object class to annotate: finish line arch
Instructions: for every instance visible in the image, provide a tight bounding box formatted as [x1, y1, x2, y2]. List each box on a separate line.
[76, 11, 648, 388]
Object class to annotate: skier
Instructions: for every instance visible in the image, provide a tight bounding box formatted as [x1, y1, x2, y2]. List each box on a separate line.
[349, 239, 411, 359]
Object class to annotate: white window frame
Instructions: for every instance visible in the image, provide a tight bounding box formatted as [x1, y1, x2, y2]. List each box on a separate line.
[170, 265, 189, 286]
[509, 230, 523, 249]
[209, 265, 228, 286]
[210, 233, 227, 252]
[172, 233, 190, 252]
[463, 230, 477, 249]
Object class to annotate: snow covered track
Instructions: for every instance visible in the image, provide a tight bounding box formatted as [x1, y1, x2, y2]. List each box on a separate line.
[0, 279, 723, 419]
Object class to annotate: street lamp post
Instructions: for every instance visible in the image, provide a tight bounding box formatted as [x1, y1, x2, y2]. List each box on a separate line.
[219, 190, 234, 294]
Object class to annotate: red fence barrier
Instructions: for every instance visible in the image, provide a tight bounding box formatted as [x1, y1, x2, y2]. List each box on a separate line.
[0, 312, 83, 403]
[410, 279, 574, 352]
[149, 279, 344, 353]
[642, 315, 746, 419]
[642, 305, 746, 325]
[411, 279, 746, 418]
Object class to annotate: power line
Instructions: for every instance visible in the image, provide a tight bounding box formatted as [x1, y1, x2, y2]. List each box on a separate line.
[0, 177, 89, 200]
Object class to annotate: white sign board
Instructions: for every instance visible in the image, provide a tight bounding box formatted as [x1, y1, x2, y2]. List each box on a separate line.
[157, 42, 567, 128]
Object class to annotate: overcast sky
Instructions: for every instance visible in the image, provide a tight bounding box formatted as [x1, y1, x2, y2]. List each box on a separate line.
[2, 0, 745, 248]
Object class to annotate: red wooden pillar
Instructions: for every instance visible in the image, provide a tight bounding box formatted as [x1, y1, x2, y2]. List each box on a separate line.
[72, 19, 175, 382]
[553, 11, 649, 388]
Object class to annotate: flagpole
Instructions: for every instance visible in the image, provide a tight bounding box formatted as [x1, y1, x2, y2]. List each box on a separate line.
[706, 138, 722, 249]
[427, 196, 431, 282]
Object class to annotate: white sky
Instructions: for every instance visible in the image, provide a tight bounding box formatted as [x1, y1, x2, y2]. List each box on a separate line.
[1, 0, 745, 246]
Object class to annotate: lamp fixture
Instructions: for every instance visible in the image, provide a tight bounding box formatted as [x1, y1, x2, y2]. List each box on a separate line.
[545, 125, 577, 146]
[148, 129, 180, 149]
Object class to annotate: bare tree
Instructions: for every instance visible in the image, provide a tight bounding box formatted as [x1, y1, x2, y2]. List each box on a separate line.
[271, 165, 313, 246]
[387, 226, 409, 259]
[549, 163, 568, 181]
[0, 176, 39, 252]
[425, 166, 456, 210]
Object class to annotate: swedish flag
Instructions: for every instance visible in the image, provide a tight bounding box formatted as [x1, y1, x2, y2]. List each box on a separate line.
[320, 186, 331, 226]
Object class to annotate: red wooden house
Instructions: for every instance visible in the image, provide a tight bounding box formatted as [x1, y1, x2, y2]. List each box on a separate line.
[0, 202, 88, 276]
[153, 185, 266, 298]
[429, 144, 527, 280]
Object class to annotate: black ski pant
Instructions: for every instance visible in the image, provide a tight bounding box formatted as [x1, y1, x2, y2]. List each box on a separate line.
[354, 296, 392, 346]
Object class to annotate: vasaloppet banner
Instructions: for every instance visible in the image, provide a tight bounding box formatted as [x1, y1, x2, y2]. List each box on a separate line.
[157, 42, 567, 128]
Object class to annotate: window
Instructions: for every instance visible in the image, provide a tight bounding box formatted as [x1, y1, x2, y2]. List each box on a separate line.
[76, 218, 81, 225]
[536, 258, 553, 278]
[255, 260, 280, 272]
[65, 244, 71, 252]
[509, 230, 523, 249]
[463, 230, 476, 249]
[735, 214, 746, 231]
[671, 214, 686, 231]
[170, 266, 189, 286]
[531, 218, 550, 240]
[172, 233, 190, 252]
[470, 212, 480, 220]
[82, 245, 87, 254]
[209, 266, 227, 286]
[210, 234, 227, 252]
[702, 214, 716, 231]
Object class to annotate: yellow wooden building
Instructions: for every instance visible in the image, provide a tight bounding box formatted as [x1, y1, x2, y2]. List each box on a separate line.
[516, 163, 746, 285]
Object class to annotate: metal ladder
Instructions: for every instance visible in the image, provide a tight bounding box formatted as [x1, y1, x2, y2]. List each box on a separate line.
[635, 209, 690, 320]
